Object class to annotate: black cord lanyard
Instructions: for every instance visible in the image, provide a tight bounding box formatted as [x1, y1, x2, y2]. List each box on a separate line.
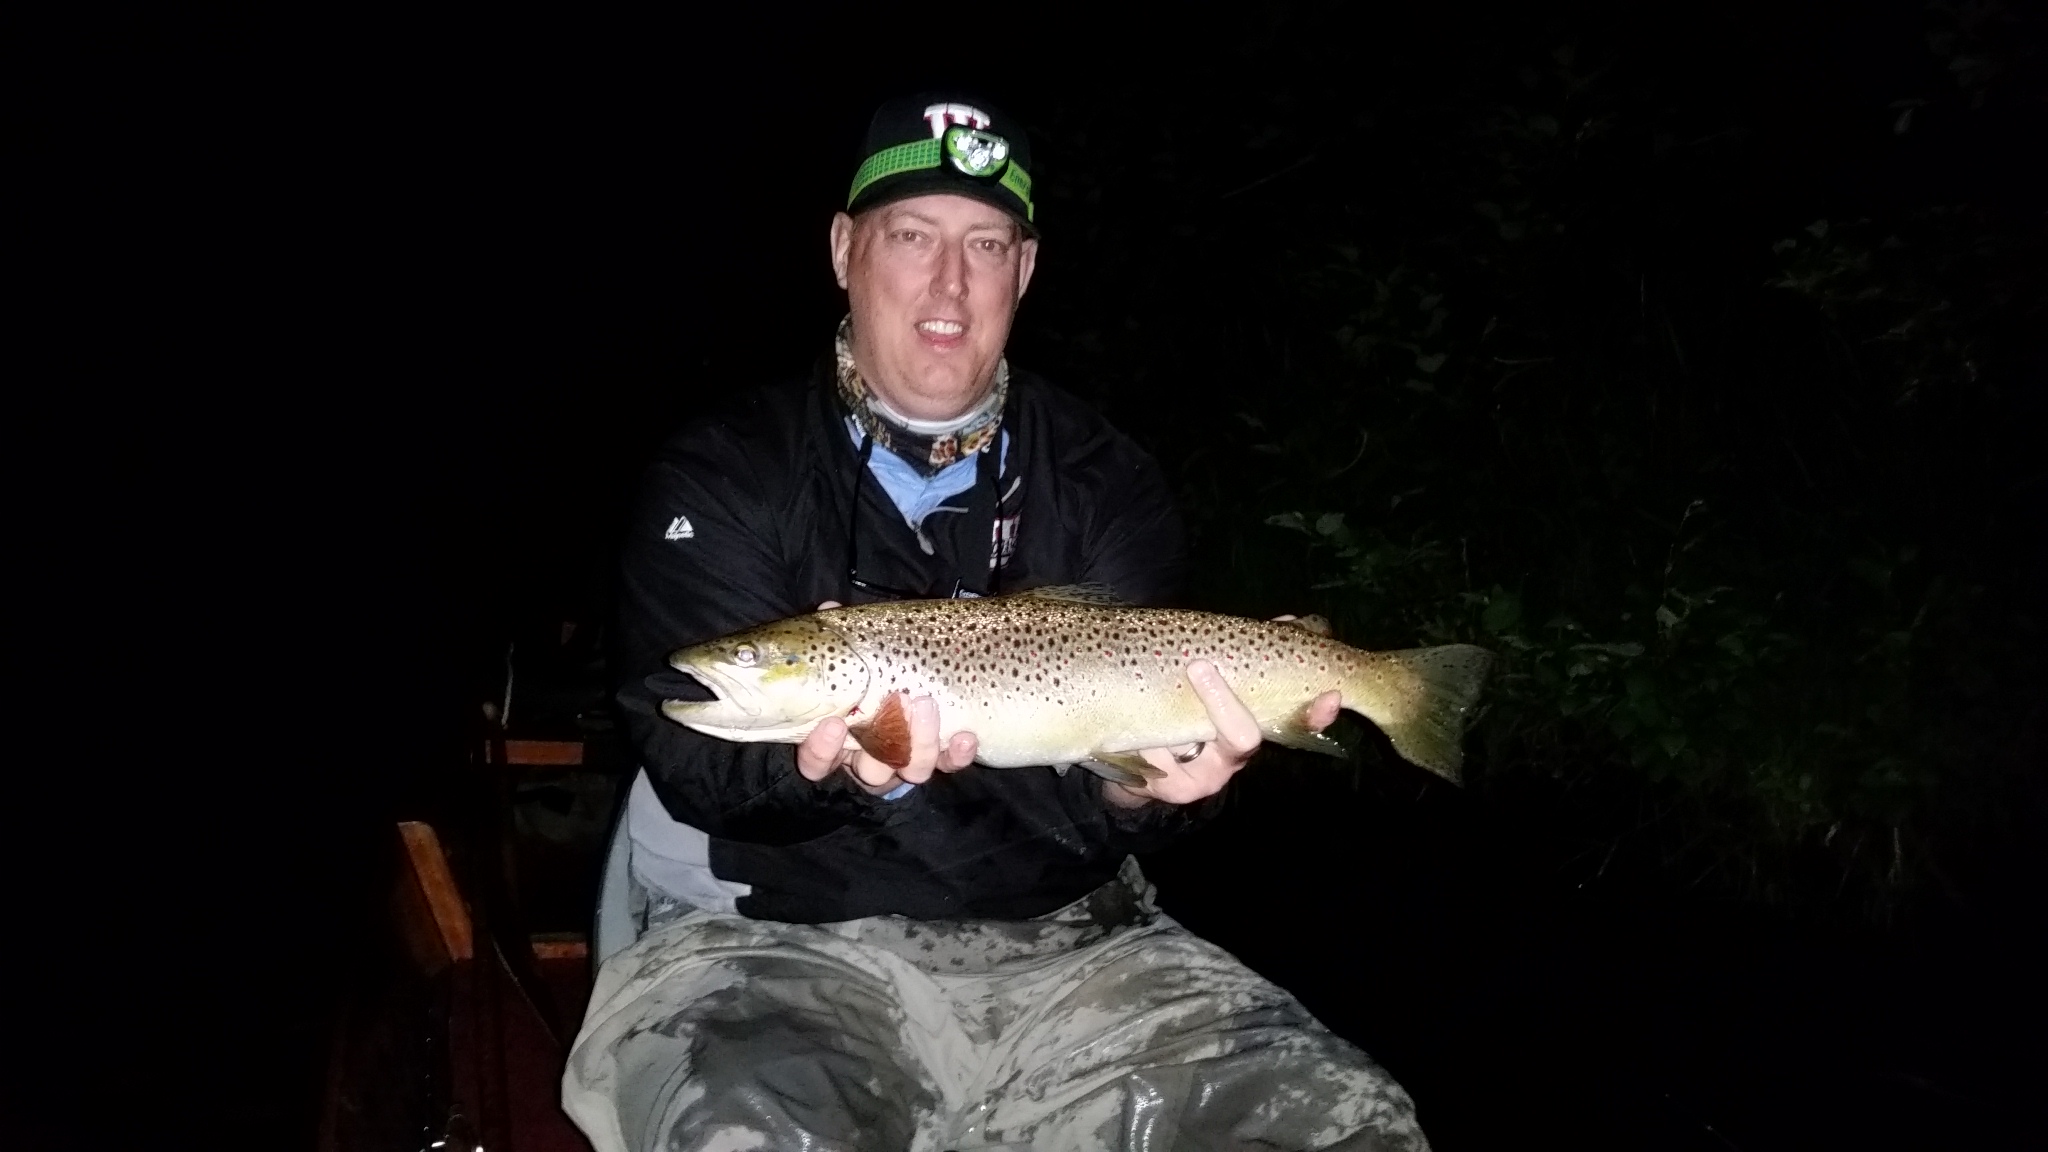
[844, 424, 1012, 602]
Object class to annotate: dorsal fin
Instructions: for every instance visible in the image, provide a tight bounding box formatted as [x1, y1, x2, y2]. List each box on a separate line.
[1000, 583, 1128, 606]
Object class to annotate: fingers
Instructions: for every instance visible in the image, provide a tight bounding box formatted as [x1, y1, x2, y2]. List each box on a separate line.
[797, 717, 850, 781]
[817, 600, 842, 610]
[895, 695, 943, 784]
[1184, 660, 1263, 761]
[804, 695, 975, 792]
[1110, 661, 1265, 807]
[845, 750, 900, 790]
[1124, 742, 1238, 806]
[1308, 689, 1340, 731]
[940, 731, 978, 772]
[798, 715, 895, 792]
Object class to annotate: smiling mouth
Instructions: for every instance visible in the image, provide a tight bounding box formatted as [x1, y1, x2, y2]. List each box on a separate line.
[916, 319, 966, 341]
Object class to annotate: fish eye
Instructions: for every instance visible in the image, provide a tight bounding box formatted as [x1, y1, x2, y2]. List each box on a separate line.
[733, 644, 757, 667]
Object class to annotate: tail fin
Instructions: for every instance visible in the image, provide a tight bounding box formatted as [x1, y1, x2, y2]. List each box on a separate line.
[1368, 644, 1495, 784]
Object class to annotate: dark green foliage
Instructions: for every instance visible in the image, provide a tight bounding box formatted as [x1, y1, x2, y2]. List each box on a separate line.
[1010, 3, 2045, 916]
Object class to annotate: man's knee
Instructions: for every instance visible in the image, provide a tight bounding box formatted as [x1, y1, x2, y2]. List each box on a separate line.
[622, 951, 929, 1147]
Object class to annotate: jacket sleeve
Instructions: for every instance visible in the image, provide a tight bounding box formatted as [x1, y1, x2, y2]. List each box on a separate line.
[1070, 432, 1229, 847]
[614, 426, 878, 845]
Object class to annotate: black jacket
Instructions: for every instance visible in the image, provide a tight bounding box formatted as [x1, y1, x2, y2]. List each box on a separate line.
[616, 359, 1215, 923]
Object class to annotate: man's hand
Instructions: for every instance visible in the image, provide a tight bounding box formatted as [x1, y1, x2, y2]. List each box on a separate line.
[794, 602, 977, 796]
[1103, 622, 1341, 808]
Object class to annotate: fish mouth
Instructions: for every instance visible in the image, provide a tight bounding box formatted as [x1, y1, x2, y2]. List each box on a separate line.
[660, 663, 763, 728]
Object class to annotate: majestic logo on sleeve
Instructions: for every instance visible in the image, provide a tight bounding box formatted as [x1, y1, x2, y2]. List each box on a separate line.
[664, 515, 695, 541]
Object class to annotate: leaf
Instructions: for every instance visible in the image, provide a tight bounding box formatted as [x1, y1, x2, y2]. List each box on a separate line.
[1483, 592, 1522, 634]
[1314, 512, 1346, 536]
[1265, 512, 1309, 533]
[1660, 732, 1688, 758]
[1415, 352, 1448, 373]
[1655, 605, 1681, 629]
[1573, 641, 1645, 658]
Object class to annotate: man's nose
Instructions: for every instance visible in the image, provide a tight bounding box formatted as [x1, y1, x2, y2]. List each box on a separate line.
[931, 238, 968, 300]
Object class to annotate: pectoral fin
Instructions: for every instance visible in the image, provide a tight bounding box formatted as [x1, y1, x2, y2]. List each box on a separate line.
[846, 692, 912, 770]
[1079, 752, 1166, 789]
[1262, 701, 1349, 759]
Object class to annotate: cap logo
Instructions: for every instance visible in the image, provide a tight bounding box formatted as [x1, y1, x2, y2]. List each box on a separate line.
[849, 100, 1034, 223]
[923, 102, 992, 137]
[943, 126, 1010, 177]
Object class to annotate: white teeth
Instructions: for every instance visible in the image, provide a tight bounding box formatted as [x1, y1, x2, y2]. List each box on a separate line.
[918, 320, 964, 336]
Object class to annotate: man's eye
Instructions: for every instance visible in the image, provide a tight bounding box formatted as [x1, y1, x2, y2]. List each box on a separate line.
[893, 230, 925, 243]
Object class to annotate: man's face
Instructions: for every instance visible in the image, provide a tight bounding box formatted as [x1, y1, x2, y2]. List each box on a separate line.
[830, 194, 1038, 421]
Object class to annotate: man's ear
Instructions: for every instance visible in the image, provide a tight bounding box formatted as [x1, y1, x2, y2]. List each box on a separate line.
[1015, 236, 1040, 300]
[830, 212, 856, 290]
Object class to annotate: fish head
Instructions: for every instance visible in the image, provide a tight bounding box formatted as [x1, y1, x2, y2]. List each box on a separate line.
[660, 616, 870, 742]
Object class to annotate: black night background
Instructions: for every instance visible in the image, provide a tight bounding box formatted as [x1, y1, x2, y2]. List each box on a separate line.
[42, 2, 2044, 1148]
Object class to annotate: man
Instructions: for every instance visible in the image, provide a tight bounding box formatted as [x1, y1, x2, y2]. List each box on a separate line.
[565, 94, 1428, 1152]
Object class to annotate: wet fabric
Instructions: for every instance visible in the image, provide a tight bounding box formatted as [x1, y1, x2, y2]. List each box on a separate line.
[565, 860, 1429, 1152]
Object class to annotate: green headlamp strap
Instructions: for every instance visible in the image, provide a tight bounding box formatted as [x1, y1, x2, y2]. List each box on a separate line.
[999, 163, 1034, 215]
[846, 137, 1036, 223]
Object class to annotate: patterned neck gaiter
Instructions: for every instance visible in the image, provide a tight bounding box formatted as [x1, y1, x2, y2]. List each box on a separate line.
[835, 316, 1007, 477]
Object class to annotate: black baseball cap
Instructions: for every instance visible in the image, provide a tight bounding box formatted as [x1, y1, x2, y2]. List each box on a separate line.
[846, 93, 1036, 234]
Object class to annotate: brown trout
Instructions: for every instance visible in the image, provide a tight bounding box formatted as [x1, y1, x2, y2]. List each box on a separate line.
[661, 586, 1494, 786]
